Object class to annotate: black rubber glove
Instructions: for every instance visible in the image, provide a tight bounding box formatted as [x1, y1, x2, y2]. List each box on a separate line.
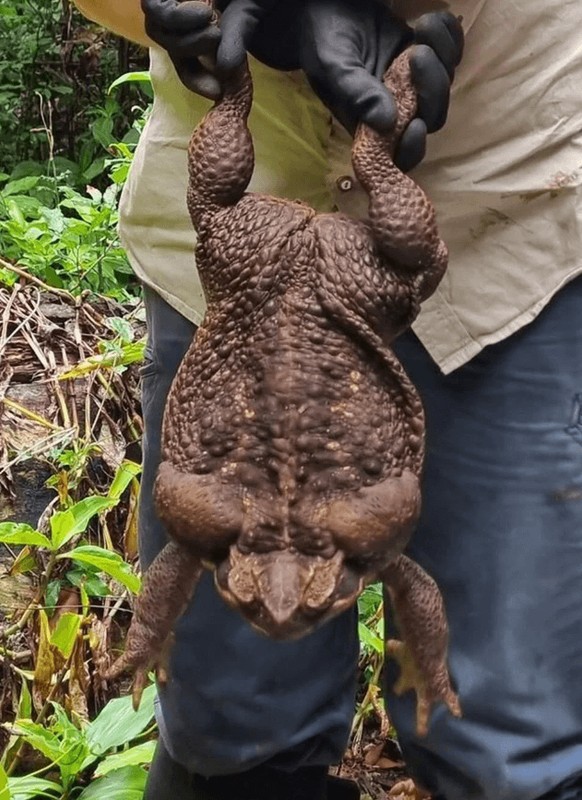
[218, 0, 464, 171]
[141, 0, 223, 97]
[299, 0, 464, 171]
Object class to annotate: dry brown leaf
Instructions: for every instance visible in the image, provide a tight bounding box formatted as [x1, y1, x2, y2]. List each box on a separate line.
[123, 478, 140, 559]
[68, 635, 89, 722]
[364, 741, 385, 766]
[388, 778, 432, 800]
[377, 756, 405, 770]
[97, 417, 126, 472]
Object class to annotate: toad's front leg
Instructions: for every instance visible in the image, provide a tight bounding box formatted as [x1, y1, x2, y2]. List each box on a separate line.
[107, 540, 202, 710]
[382, 555, 461, 736]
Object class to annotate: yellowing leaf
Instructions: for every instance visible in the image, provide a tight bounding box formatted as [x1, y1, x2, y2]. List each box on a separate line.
[50, 612, 82, 659]
[9, 546, 37, 575]
[33, 610, 56, 704]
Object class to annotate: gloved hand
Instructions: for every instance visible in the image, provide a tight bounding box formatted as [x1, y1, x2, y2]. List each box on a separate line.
[142, 0, 224, 97]
[217, 0, 464, 171]
[298, 0, 464, 171]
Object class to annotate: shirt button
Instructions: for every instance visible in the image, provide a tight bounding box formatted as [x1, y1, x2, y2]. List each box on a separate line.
[336, 175, 353, 192]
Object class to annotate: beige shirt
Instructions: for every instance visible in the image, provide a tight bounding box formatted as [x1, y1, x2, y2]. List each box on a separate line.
[119, 0, 582, 373]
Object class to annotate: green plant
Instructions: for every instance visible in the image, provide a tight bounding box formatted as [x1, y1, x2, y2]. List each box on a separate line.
[0, 67, 151, 299]
[3, 685, 156, 799]
[353, 584, 389, 747]
[0, 460, 141, 603]
[0, 0, 147, 181]
[0, 173, 135, 298]
[0, 457, 145, 795]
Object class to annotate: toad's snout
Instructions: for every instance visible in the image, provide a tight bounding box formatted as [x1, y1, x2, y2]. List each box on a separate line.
[215, 547, 364, 639]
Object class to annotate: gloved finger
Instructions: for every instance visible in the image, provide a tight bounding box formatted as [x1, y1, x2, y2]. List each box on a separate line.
[150, 25, 221, 57]
[410, 44, 451, 132]
[394, 118, 427, 173]
[308, 65, 398, 135]
[414, 12, 464, 78]
[142, 0, 214, 32]
[217, 0, 276, 73]
[173, 56, 223, 98]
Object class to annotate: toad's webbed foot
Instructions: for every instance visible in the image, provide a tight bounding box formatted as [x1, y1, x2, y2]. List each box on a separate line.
[106, 541, 202, 710]
[383, 555, 461, 736]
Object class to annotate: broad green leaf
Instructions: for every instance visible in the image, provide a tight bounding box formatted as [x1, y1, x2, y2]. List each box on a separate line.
[77, 766, 148, 800]
[62, 546, 141, 593]
[0, 763, 9, 800]
[50, 612, 82, 658]
[40, 207, 65, 235]
[358, 622, 384, 655]
[109, 71, 151, 93]
[8, 161, 43, 180]
[2, 176, 40, 196]
[105, 316, 133, 343]
[84, 157, 107, 183]
[0, 523, 51, 549]
[95, 740, 156, 776]
[91, 117, 114, 151]
[7, 775, 61, 800]
[50, 497, 115, 549]
[66, 568, 109, 598]
[47, 704, 91, 784]
[3, 199, 25, 226]
[12, 707, 89, 789]
[85, 684, 156, 757]
[44, 580, 62, 613]
[11, 720, 62, 764]
[107, 461, 141, 502]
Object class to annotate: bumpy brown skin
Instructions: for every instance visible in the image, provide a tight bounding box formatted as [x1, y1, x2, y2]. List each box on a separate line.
[108, 51, 460, 732]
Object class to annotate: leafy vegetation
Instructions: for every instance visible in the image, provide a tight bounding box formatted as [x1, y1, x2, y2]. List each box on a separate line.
[0, 3, 393, 798]
[0, 0, 150, 300]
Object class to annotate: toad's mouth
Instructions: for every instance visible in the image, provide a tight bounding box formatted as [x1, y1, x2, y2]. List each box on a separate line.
[214, 545, 366, 639]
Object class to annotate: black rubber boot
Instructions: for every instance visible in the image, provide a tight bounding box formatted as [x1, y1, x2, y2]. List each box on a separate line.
[194, 764, 329, 799]
[144, 737, 361, 800]
[194, 765, 362, 799]
[326, 774, 360, 799]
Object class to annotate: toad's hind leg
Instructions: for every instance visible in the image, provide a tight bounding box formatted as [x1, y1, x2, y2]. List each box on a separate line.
[106, 541, 202, 710]
[351, 51, 448, 301]
[383, 555, 461, 736]
[154, 461, 243, 553]
[187, 62, 254, 228]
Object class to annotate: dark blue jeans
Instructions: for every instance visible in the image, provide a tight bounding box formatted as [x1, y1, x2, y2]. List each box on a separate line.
[139, 286, 359, 781]
[387, 275, 582, 800]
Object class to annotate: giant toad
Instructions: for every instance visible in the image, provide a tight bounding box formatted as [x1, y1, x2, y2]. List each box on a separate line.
[108, 32, 461, 735]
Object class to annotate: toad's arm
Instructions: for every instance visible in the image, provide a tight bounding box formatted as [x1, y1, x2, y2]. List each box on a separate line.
[72, 0, 151, 47]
